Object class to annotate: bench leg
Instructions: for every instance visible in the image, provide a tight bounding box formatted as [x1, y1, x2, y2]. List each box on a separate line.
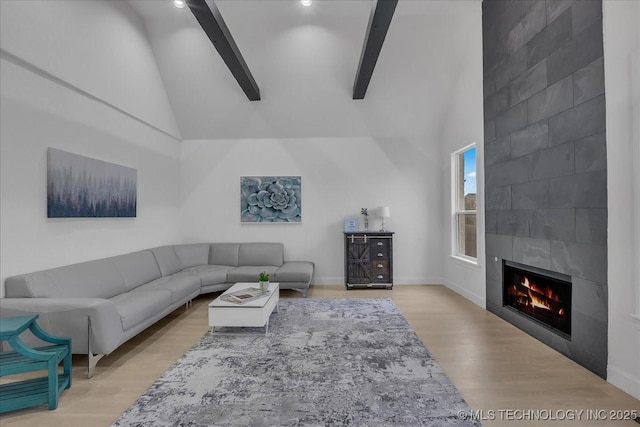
[63, 346, 72, 389]
[47, 357, 59, 409]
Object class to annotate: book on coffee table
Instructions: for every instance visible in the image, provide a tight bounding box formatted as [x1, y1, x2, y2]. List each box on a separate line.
[220, 287, 271, 305]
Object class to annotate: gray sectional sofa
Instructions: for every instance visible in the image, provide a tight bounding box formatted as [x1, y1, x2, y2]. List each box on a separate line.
[0, 242, 314, 377]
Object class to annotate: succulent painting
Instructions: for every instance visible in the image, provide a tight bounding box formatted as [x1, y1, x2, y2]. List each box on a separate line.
[241, 176, 302, 223]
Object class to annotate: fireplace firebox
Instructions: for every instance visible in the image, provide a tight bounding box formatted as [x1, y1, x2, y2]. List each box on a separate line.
[503, 261, 572, 338]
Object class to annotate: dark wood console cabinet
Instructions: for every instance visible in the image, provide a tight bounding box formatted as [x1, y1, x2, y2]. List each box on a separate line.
[344, 232, 394, 290]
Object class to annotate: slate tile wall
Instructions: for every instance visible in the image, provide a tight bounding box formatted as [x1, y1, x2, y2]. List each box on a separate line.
[482, 0, 607, 378]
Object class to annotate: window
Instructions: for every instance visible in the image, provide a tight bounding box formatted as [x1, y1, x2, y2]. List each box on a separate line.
[452, 144, 477, 261]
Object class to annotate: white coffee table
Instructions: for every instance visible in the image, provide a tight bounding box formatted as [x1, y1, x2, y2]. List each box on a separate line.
[208, 282, 280, 334]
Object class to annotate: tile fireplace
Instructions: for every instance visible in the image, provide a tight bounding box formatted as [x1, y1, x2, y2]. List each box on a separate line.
[483, 0, 608, 378]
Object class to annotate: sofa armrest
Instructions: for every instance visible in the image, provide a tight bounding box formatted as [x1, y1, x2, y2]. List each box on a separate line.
[0, 298, 123, 355]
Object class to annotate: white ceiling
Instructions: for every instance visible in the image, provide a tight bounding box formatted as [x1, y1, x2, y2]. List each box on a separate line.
[128, 0, 481, 141]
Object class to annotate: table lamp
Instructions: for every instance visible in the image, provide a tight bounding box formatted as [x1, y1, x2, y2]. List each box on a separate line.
[378, 206, 390, 232]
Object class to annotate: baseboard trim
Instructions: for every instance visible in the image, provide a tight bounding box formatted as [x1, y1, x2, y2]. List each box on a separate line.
[393, 277, 444, 285]
[311, 277, 344, 286]
[607, 364, 640, 400]
[311, 277, 443, 286]
[443, 279, 486, 308]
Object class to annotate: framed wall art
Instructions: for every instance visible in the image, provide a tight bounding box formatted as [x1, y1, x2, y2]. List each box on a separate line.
[344, 217, 359, 232]
[47, 148, 137, 218]
[240, 176, 301, 223]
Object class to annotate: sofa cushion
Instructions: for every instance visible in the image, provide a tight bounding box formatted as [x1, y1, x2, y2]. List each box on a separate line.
[135, 275, 200, 304]
[180, 265, 233, 287]
[150, 246, 183, 276]
[48, 259, 127, 299]
[110, 290, 172, 330]
[172, 244, 210, 269]
[274, 261, 314, 283]
[238, 243, 283, 267]
[226, 266, 278, 283]
[5, 258, 134, 299]
[112, 250, 162, 292]
[210, 243, 240, 267]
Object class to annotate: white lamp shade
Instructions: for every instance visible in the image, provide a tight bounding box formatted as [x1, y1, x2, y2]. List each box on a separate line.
[378, 206, 390, 218]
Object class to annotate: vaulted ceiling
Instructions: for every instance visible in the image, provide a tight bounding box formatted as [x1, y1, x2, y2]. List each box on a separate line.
[128, 0, 481, 141]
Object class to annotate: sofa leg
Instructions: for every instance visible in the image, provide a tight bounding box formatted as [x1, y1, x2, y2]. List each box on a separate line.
[294, 288, 308, 298]
[87, 352, 105, 379]
[87, 319, 105, 378]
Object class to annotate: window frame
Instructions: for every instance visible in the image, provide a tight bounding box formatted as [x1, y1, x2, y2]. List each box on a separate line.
[451, 143, 478, 264]
[632, 49, 640, 322]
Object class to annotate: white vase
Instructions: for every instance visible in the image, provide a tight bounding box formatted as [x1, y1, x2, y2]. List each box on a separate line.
[259, 281, 269, 292]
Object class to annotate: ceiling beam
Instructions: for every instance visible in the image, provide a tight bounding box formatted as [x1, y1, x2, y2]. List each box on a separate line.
[186, 0, 260, 101]
[352, 0, 398, 100]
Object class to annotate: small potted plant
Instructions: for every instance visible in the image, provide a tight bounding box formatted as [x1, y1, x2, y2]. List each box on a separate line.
[259, 271, 270, 292]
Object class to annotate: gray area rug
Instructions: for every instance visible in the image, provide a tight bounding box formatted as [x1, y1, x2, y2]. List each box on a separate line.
[112, 298, 481, 426]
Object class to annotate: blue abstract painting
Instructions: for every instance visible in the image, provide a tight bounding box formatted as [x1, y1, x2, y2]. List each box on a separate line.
[240, 176, 301, 223]
[47, 148, 137, 218]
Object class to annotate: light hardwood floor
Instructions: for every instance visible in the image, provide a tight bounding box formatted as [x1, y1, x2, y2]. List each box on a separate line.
[1, 285, 639, 426]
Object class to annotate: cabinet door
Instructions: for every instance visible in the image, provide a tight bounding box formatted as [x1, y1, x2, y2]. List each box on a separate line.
[346, 239, 371, 284]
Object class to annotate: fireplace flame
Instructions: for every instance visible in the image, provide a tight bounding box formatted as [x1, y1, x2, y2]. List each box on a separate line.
[528, 288, 553, 311]
[521, 276, 561, 302]
[521, 276, 565, 316]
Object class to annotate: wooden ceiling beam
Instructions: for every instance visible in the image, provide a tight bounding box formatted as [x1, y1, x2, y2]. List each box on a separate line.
[352, 0, 398, 100]
[186, 0, 260, 101]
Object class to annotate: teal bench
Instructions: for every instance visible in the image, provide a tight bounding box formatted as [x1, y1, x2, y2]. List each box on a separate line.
[0, 315, 71, 412]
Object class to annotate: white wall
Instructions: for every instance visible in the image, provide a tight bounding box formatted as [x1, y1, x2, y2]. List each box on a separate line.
[171, 1, 484, 286]
[0, 0, 481, 293]
[180, 137, 443, 285]
[603, 0, 640, 400]
[0, 0, 180, 138]
[0, 1, 182, 295]
[439, 2, 486, 307]
[134, 0, 481, 142]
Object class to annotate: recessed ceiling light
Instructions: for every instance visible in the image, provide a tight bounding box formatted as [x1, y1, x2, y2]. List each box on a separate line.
[173, 0, 186, 8]
[301, 0, 312, 6]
